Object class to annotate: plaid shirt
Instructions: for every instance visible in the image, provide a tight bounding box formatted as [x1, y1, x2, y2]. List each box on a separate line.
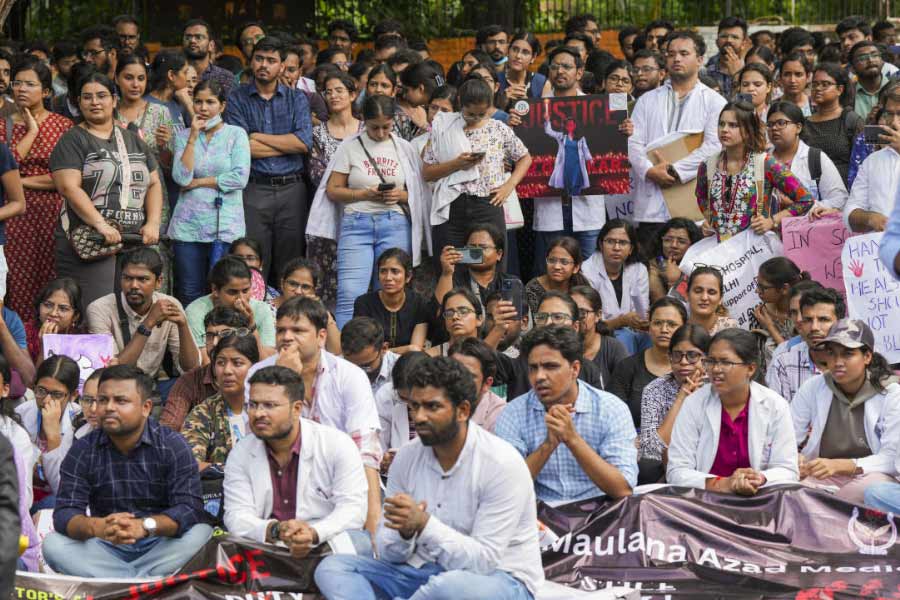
[494, 381, 637, 503]
[704, 54, 737, 99]
[54, 419, 205, 536]
[199, 63, 236, 98]
[224, 81, 313, 177]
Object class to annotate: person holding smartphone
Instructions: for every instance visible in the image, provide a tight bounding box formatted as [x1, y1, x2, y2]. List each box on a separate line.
[310, 95, 429, 328]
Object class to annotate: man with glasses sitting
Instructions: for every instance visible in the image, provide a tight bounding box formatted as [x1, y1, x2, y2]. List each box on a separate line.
[495, 325, 637, 503]
[340, 317, 398, 396]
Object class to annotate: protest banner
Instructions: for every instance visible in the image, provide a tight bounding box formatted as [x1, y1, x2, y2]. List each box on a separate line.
[513, 94, 630, 199]
[841, 232, 900, 363]
[42, 333, 115, 392]
[16, 487, 900, 599]
[782, 213, 852, 298]
[679, 230, 783, 329]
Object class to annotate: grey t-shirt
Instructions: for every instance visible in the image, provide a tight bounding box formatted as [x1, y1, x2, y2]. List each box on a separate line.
[332, 132, 405, 214]
[50, 125, 159, 233]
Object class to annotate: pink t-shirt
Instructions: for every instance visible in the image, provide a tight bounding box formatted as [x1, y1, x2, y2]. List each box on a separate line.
[709, 400, 751, 477]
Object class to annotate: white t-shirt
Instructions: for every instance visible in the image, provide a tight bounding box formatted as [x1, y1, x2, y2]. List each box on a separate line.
[332, 131, 406, 214]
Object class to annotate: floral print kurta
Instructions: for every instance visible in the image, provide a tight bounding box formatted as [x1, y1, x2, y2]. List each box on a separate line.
[696, 152, 813, 242]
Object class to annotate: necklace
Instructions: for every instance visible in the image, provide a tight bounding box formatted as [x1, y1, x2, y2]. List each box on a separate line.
[718, 153, 749, 216]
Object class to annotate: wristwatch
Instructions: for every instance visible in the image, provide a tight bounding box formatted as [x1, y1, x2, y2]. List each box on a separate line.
[136, 323, 153, 337]
[142, 517, 158, 537]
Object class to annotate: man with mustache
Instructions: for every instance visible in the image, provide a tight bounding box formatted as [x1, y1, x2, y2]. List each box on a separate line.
[476, 24, 509, 68]
[494, 326, 637, 503]
[245, 297, 382, 534]
[704, 16, 749, 99]
[182, 19, 235, 98]
[224, 36, 313, 284]
[42, 365, 212, 577]
[315, 356, 542, 600]
[86, 248, 199, 397]
[223, 365, 371, 560]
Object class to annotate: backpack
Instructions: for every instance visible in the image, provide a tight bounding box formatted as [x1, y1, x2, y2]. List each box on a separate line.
[807, 146, 822, 194]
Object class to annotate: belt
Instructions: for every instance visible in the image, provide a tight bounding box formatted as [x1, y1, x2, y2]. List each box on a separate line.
[248, 173, 302, 186]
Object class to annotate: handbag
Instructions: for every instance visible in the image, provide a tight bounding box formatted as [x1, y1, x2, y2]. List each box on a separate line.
[357, 136, 411, 222]
[64, 126, 133, 261]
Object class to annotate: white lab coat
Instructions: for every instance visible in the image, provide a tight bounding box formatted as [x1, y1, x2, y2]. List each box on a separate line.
[15, 399, 81, 494]
[777, 141, 848, 211]
[844, 146, 900, 230]
[792, 375, 900, 474]
[223, 418, 368, 544]
[628, 81, 727, 223]
[667, 382, 800, 489]
[307, 132, 432, 266]
[580, 254, 649, 320]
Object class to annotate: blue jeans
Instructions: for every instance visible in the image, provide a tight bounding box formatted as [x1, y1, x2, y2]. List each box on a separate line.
[533, 202, 599, 275]
[336, 211, 411, 329]
[173, 240, 230, 306]
[315, 555, 534, 600]
[42, 523, 213, 578]
[865, 482, 900, 513]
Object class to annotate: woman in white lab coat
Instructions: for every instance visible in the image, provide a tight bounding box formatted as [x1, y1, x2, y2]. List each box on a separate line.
[667, 328, 799, 493]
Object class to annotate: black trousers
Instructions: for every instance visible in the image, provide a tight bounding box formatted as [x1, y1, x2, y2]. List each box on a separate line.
[432, 194, 508, 273]
[242, 179, 308, 283]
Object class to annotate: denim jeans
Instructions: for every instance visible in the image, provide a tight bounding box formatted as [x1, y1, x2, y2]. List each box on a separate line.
[173, 240, 230, 306]
[315, 555, 534, 600]
[336, 210, 411, 329]
[42, 523, 213, 578]
[865, 482, 900, 513]
[533, 202, 599, 275]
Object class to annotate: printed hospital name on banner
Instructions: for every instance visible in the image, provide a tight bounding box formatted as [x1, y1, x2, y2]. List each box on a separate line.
[513, 94, 631, 199]
[541, 486, 900, 598]
[782, 214, 852, 298]
[42, 334, 116, 393]
[842, 232, 900, 363]
[680, 230, 783, 329]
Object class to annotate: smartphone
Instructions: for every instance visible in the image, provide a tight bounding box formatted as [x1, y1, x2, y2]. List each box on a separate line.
[864, 125, 887, 145]
[377, 182, 396, 192]
[469, 151, 486, 160]
[455, 246, 484, 264]
[735, 92, 753, 104]
[500, 279, 525, 317]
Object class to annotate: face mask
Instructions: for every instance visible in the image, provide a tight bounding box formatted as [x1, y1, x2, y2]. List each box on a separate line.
[203, 115, 222, 130]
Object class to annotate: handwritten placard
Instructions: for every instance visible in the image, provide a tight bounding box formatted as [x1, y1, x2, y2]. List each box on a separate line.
[841, 233, 900, 362]
[782, 214, 852, 297]
[42, 334, 116, 393]
[682, 230, 784, 329]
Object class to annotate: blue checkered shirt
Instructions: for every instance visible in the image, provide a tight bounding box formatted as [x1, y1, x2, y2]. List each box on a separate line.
[704, 54, 736, 99]
[224, 81, 313, 177]
[494, 381, 638, 503]
[53, 419, 205, 536]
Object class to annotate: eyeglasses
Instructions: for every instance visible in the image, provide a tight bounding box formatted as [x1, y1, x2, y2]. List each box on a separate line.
[356, 353, 384, 373]
[634, 66, 659, 74]
[546, 256, 574, 266]
[810, 81, 837, 90]
[80, 92, 112, 102]
[81, 49, 105, 59]
[662, 235, 691, 246]
[671, 350, 703, 364]
[549, 63, 577, 71]
[82, 395, 98, 405]
[231, 253, 260, 263]
[248, 400, 290, 412]
[606, 75, 632, 85]
[577, 308, 594, 320]
[41, 300, 73, 314]
[323, 87, 349, 97]
[35, 386, 68, 401]
[766, 119, 796, 130]
[443, 307, 476, 319]
[692, 263, 724, 273]
[534, 312, 574, 325]
[203, 327, 253, 344]
[283, 278, 316, 293]
[11, 80, 40, 89]
[603, 238, 631, 248]
[701, 358, 749, 371]
[854, 52, 882, 64]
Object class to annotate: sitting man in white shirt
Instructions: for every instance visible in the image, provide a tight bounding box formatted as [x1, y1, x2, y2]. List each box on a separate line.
[315, 356, 543, 600]
[844, 89, 900, 232]
[340, 317, 398, 396]
[224, 365, 371, 558]
[247, 296, 383, 533]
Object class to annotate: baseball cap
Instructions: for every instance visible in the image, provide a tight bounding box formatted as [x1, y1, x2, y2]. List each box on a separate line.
[817, 319, 875, 350]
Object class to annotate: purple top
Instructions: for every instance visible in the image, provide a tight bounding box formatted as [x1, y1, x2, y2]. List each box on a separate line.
[709, 400, 752, 478]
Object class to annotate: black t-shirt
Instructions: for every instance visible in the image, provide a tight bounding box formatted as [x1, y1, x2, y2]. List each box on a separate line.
[353, 290, 431, 348]
[608, 350, 661, 427]
[50, 125, 158, 233]
[610, 272, 624, 306]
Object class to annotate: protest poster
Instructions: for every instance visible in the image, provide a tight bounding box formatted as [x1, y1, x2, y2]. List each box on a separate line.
[513, 94, 630, 199]
[16, 487, 900, 599]
[782, 213, 852, 298]
[841, 232, 900, 363]
[679, 230, 783, 329]
[42, 333, 115, 392]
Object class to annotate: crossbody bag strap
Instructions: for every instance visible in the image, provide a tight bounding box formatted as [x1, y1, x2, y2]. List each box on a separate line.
[113, 126, 133, 211]
[357, 137, 387, 183]
[114, 292, 132, 346]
